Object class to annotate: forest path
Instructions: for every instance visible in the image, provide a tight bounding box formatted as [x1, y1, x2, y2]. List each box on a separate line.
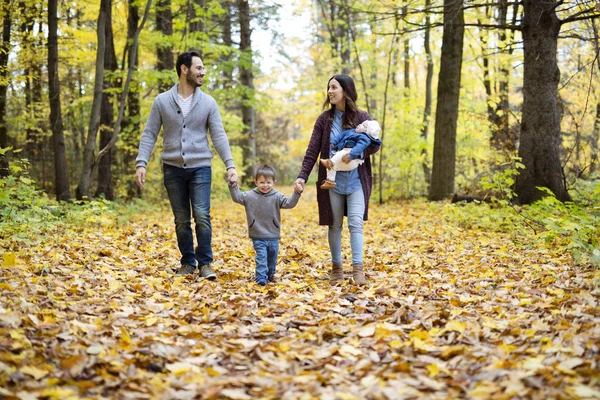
[2, 187, 599, 399]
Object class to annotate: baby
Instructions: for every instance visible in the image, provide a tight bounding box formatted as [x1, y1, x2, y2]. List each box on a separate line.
[320, 120, 382, 189]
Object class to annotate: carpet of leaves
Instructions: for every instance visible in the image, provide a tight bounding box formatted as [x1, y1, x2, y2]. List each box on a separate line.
[1, 188, 599, 399]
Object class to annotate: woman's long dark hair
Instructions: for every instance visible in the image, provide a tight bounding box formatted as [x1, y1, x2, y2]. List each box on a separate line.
[322, 75, 359, 129]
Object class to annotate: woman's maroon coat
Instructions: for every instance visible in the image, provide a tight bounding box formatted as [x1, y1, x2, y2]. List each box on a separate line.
[297, 108, 380, 226]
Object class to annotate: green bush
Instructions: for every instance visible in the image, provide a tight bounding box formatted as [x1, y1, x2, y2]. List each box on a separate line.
[447, 163, 600, 268]
[0, 158, 61, 245]
[0, 156, 154, 249]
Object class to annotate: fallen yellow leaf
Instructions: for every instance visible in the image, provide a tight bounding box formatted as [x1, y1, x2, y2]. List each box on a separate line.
[20, 365, 48, 379]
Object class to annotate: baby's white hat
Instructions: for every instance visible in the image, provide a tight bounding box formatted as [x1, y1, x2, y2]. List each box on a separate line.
[361, 120, 381, 139]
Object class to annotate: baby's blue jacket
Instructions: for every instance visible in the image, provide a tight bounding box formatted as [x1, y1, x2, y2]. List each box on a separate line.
[331, 128, 383, 159]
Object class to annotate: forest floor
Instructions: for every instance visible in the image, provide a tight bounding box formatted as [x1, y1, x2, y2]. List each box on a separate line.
[1, 187, 599, 399]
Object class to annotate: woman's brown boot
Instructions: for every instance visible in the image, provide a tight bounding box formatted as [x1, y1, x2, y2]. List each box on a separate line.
[330, 263, 343, 283]
[352, 264, 367, 285]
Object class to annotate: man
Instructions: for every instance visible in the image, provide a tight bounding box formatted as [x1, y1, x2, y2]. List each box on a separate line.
[135, 51, 239, 279]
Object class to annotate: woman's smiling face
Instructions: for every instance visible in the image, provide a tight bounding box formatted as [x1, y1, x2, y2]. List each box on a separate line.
[328, 79, 345, 110]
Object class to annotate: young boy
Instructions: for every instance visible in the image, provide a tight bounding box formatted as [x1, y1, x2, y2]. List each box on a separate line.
[229, 165, 302, 286]
[319, 120, 382, 189]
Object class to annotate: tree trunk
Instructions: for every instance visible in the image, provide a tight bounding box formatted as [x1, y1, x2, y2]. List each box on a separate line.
[592, 102, 599, 175]
[590, 20, 600, 176]
[420, 0, 433, 188]
[48, 0, 71, 200]
[514, 0, 571, 204]
[76, 0, 107, 200]
[378, 17, 400, 205]
[65, 8, 84, 189]
[369, 18, 377, 114]
[96, 0, 117, 200]
[124, 0, 141, 198]
[0, 4, 11, 177]
[95, 0, 152, 171]
[317, 0, 348, 73]
[317, 0, 339, 65]
[480, 8, 494, 129]
[340, 0, 351, 75]
[20, 1, 40, 167]
[402, 5, 410, 91]
[428, 0, 464, 201]
[238, 0, 256, 181]
[66, 10, 86, 192]
[220, 0, 233, 90]
[188, 0, 204, 54]
[156, 0, 173, 93]
[484, 0, 516, 152]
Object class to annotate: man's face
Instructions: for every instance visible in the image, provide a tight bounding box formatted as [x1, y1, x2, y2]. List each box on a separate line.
[254, 175, 274, 194]
[185, 56, 206, 87]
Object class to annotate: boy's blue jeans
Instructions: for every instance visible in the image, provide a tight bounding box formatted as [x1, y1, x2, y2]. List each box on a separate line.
[252, 239, 279, 282]
[163, 164, 213, 267]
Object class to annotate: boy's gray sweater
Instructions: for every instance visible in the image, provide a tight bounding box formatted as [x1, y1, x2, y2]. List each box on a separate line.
[229, 187, 300, 240]
[136, 84, 234, 170]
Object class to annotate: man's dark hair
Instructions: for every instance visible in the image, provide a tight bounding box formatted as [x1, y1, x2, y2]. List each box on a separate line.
[176, 51, 202, 78]
[255, 165, 276, 180]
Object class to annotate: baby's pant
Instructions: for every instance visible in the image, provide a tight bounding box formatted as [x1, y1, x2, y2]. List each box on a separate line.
[327, 148, 364, 181]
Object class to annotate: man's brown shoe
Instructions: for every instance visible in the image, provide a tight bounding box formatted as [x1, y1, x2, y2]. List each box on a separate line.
[320, 159, 334, 169]
[320, 180, 336, 190]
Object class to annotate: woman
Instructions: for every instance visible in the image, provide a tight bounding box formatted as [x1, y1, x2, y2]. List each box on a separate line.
[295, 75, 380, 285]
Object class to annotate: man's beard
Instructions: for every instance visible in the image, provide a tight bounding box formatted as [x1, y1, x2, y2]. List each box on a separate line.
[186, 70, 202, 87]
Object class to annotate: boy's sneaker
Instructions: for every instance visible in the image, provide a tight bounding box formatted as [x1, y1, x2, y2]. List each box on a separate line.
[256, 277, 267, 286]
[199, 265, 216, 280]
[267, 275, 275, 283]
[176, 264, 197, 275]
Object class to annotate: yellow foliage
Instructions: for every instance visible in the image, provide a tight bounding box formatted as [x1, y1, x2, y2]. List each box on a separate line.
[0, 194, 598, 398]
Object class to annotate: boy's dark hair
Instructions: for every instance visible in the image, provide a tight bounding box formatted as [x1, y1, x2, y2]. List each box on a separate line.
[255, 165, 276, 180]
[176, 51, 202, 78]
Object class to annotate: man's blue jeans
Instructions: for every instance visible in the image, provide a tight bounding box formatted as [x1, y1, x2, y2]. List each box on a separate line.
[163, 164, 212, 267]
[253, 239, 279, 282]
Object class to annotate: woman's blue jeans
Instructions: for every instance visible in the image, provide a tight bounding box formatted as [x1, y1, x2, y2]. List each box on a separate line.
[163, 164, 212, 267]
[328, 189, 365, 265]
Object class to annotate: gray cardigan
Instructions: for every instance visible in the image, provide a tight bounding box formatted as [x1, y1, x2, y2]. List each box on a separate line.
[229, 187, 300, 240]
[136, 84, 235, 170]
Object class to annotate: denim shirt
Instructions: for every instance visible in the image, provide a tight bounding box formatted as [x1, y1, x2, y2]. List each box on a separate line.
[330, 109, 362, 195]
